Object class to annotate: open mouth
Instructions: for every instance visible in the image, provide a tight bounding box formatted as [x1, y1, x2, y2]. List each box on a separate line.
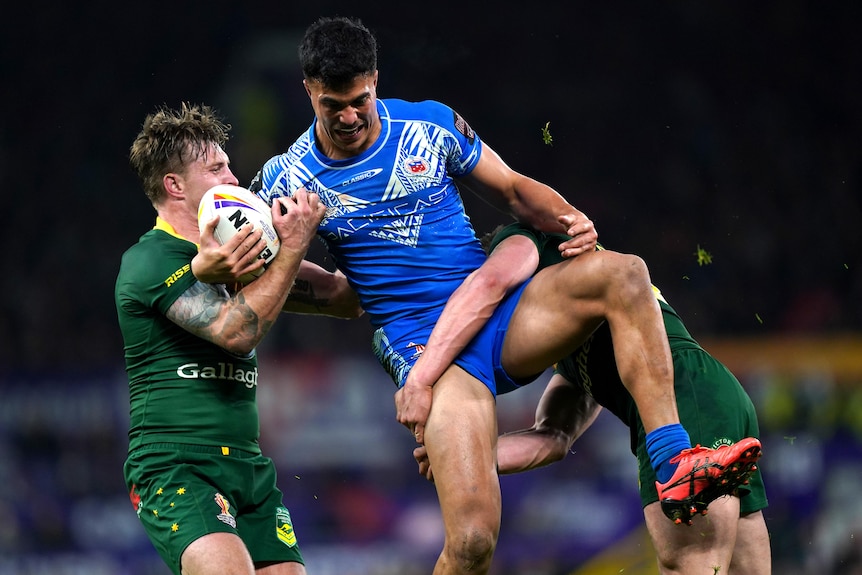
[336, 125, 363, 141]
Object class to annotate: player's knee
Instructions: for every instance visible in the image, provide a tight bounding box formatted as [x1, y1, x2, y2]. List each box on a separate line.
[444, 525, 496, 572]
[611, 251, 650, 282]
[604, 252, 653, 300]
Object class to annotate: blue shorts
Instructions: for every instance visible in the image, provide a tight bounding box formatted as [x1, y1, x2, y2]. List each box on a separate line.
[372, 280, 539, 396]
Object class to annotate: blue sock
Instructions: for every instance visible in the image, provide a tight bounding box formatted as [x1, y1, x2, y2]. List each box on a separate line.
[645, 423, 692, 484]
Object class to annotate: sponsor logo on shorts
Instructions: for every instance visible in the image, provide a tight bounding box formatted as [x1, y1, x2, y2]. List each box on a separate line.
[407, 342, 426, 358]
[177, 362, 259, 388]
[214, 493, 237, 528]
[129, 484, 142, 516]
[713, 437, 734, 448]
[276, 507, 298, 547]
[572, 334, 595, 397]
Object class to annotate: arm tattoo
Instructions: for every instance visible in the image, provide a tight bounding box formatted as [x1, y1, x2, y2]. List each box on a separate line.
[167, 281, 226, 329]
[221, 290, 273, 341]
[167, 282, 272, 345]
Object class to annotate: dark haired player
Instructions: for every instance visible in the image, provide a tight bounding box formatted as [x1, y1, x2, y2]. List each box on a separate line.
[250, 17, 761, 575]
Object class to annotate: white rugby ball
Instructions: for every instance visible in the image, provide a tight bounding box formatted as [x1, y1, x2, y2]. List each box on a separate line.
[197, 184, 280, 282]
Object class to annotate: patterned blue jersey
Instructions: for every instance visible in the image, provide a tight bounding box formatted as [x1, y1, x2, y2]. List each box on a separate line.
[252, 98, 487, 329]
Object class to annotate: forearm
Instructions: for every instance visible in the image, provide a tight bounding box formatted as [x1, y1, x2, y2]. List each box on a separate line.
[463, 145, 576, 231]
[408, 270, 505, 388]
[171, 190, 326, 355]
[508, 175, 579, 233]
[460, 146, 595, 255]
[497, 427, 572, 474]
[497, 374, 602, 474]
[167, 249, 303, 356]
[407, 237, 538, 389]
[216, 245, 306, 353]
[283, 262, 364, 318]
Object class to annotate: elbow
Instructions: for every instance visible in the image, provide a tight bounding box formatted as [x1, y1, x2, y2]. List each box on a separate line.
[335, 287, 365, 319]
[223, 342, 257, 357]
[469, 268, 515, 301]
[343, 303, 365, 320]
[219, 334, 261, 357]
[542, 428, 574, 464]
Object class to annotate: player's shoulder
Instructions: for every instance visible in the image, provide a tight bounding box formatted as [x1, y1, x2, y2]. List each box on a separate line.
[123, 227, 185, 254]
[383, 98, 477, 146]
[382, 98, 457, 124]
[116, 229, 196, 301]
[122, 229, 195, 271]
[490, 223, 573, 255]
[496, 222, 539, 240]
[264, 129, 313, 169]
[253, 131, 313, 194]
[383, 97, 449, 113]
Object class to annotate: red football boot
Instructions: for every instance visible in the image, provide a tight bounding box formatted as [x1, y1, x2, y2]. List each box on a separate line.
[656, 437, 762, 525]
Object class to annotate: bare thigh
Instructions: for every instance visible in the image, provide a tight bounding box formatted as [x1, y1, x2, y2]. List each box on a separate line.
[643, 496, 740, 575]
[424, 364, 501, 542]
[181, 532, 255, 575]
[502, 250, 636, 378]
[181, 533, 307, 575]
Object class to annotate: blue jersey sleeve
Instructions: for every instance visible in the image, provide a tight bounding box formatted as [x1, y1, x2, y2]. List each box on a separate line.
[249, 130, 316, 206]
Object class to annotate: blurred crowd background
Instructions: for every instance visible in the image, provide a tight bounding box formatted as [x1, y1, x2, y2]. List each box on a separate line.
[1, 1, 860, 574]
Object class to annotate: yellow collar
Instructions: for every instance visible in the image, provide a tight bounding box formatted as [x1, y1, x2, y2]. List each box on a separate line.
[154, 217, 199, 248]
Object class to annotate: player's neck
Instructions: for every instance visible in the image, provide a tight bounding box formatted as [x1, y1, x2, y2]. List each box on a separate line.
[157, 206, 198, 243]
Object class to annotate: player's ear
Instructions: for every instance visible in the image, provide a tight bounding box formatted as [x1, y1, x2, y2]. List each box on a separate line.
[163, 173, 184, 198]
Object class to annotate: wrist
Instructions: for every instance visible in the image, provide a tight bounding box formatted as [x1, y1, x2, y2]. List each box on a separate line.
[404, 371, 434, 390]
[190, 254, 206, 282]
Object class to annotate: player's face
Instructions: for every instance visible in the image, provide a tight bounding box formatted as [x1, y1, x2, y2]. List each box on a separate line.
[181, 143, 238, 213]
[305, 72, 380, 160]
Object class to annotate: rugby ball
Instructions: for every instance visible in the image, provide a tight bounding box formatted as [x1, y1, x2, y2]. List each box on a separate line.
[197, 184, 280, 282]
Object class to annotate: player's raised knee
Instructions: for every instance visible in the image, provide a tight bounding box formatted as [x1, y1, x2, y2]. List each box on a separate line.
[444, 526, 496, 573]
[601, 251, 652, 290]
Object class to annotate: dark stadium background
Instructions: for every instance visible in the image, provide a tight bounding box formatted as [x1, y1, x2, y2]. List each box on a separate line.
[1, 2, 860, 574]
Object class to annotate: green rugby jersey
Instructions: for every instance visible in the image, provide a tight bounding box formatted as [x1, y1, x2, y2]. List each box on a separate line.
[115, 218, 261, 454]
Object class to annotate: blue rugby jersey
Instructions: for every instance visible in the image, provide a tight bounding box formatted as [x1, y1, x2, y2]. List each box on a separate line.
[252, 98, 488, 328]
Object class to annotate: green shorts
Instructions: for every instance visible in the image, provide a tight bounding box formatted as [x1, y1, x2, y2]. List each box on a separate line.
[557, 331, 768, 514]
[124, 443, 303, 575]
[634, 348, 768, 513]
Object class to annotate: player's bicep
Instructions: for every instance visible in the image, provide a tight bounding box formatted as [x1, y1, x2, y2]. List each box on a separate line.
[456, 146, 516, 211]
[165, 281, 230, 341]
[486, 235, 540, 287]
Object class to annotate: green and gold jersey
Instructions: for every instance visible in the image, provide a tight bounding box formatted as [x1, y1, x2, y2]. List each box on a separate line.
[115, 219, 261, 454]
